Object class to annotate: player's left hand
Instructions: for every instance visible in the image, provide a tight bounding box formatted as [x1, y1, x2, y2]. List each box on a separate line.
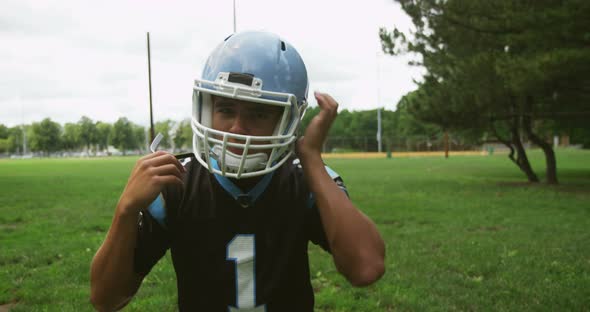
[296, 91, 338, 161]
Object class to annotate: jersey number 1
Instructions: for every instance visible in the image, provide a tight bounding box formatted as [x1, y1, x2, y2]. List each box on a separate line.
[226, 235, 266, 311]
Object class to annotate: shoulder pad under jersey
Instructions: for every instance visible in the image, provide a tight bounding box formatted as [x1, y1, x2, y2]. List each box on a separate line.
[147, 194, 167, 228]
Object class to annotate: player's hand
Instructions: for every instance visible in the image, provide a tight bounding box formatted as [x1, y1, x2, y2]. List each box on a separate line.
[117, 151, 185, 216]
[296, 91, 338, 161]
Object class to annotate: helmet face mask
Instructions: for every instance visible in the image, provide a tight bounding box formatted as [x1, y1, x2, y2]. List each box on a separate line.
[192, 31, 308, 179]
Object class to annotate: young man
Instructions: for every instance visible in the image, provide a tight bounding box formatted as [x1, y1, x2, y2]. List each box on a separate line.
[90, 30, 385, 311]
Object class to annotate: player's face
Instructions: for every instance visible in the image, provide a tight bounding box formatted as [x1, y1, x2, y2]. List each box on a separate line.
[211, 96, 282, 155]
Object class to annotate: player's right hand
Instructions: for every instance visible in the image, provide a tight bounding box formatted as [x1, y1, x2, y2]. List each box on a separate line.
[117, 151, 186, 216]
[296, 91, 338, 162]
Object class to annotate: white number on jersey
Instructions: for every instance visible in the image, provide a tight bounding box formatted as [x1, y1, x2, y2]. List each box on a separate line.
[226, 235, 266, 311]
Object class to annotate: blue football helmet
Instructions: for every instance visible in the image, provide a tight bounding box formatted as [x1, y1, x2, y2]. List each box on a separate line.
[192, 31, 309, 178]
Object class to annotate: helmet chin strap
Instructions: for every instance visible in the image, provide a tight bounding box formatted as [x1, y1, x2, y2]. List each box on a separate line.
[212, 145, 269, 174]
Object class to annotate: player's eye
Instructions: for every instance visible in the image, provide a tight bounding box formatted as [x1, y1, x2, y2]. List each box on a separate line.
[251, 108, 280, 121]
[254, 111, 271, 120]
[215, 106, 235, 115]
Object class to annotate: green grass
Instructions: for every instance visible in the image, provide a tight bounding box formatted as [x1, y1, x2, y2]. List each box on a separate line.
[0, 149, 589, 311]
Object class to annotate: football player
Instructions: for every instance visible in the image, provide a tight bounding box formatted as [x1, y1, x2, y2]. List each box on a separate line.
[90, 30, 385, 311]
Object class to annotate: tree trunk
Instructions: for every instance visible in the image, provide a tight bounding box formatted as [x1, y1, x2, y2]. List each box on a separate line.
[489, 120, 515, 161]
[511, 96, 539, 183]
[497, 96, 539, 183]
[510, 120, 539, 183]
[523, 95, 558, 184]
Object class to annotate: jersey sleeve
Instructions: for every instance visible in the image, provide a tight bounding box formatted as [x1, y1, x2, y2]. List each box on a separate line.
[305, 204, 331, 252]
[306, 165, 349, 253]
[133, 196, 171, 276]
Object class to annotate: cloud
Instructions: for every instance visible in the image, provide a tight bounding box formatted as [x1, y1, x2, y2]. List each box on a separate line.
[0, 0, 421, 127]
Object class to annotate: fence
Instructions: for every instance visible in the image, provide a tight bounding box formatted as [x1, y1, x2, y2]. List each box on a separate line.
[324, 135, 483, 153]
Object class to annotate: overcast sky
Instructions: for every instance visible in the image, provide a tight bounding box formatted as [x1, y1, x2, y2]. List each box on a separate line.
[0, 0, 423, 127]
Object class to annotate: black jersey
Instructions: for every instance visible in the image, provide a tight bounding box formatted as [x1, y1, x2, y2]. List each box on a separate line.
[134, 157, 346, 311]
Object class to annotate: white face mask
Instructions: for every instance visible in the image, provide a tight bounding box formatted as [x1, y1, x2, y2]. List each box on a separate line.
[191, 76, 306, 179]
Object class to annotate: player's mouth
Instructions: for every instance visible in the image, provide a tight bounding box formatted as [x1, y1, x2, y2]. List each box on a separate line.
[228, 146, 244, 155]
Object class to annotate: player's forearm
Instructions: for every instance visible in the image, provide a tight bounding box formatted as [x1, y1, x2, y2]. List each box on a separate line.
[300, 155, 385, 286]
[90, 204, 143, 310]
[313, 180, 385, 286]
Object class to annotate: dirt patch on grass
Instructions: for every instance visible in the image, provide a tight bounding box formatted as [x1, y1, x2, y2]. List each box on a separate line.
[468, 225, 504, 232]
[0, 303, 16, 312]
[84, 224, 106, 233]
[496, 181, 590, 195]
[379, 220, 403, 227]
[496, 181, 539, 187]
[552, 185, 590, 195]
[0, 224, 19, 231]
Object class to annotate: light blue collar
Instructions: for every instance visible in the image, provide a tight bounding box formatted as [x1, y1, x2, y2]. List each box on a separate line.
[210, 158, 274, 208]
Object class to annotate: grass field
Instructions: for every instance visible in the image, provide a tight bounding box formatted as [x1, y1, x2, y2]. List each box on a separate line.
[0, 149, 589, 311]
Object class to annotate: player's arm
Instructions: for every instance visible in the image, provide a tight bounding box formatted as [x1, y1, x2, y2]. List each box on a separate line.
[90, 151, 184, 311]
[297, 92, 385, 287]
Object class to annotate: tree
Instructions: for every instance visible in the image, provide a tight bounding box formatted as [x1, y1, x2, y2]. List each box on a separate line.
[393, 92, 443, 151]
[0, 138, 7, 154]
[173, 118, 192, 152]
[111, 117, 136, 155]
[78, 116, 98, 154]
[30, 118, 62, 156]
[0, 124, 8, 139]
[62, 123, 81, 151]
[96, 121, 112, 153]
[0, 124, 8, 154]
[302, 105, 437, 152]
[6, 126, 27, 154]
[154, 120, 174, 149]
[133, 124, 146, 152]
[380, 0, 590, 184]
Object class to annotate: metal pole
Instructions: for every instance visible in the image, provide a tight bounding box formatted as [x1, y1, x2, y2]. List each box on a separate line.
[147, 32, 155, 143]
[22, 125, 27, 155]
[19, 96, 27, 155]
[376, 52, 381, 107]
[444, 130, 449, 158]
[233, 0, 237, 33]
[377, 108, 382, 153]
[376, 52, 382, 153]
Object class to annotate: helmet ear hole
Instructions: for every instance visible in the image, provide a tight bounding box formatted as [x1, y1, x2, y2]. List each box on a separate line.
[280, 41, 286, 51]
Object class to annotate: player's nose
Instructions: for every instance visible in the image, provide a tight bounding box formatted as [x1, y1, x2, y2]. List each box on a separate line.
[228, 113, 249, 135]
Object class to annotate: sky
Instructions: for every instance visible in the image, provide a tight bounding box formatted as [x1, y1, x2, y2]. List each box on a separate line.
[0, 0, 424, 127]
